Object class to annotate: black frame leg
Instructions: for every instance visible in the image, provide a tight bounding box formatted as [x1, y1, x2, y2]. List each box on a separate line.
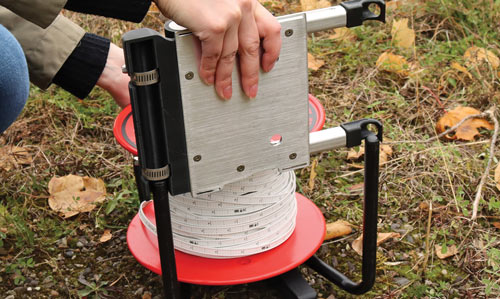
[273, 268, 317, 299]
[133, 156, 150, 202]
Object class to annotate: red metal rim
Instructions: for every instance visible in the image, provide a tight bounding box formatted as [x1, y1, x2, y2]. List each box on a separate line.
[308, 94, 326, 133]
[113, 104, 138, 156]
[127, 193, 325, 285]
[113, 95, 326, 155]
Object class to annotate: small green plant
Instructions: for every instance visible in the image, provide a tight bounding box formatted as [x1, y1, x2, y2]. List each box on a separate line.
[77, 280, 112, 298]
[5, 257, 35, 285]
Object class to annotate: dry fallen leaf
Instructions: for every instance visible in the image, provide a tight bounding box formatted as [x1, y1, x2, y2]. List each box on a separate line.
[352, 232, 400, 255]
[48, 174, 107, 218]
[391, 18, 415, 49]
[376, 52, 410, 76]
[436, 106, 493, 141]
[329, 28, 356, 42]
[324, 220, 352, 241]
[300, 0, 330, 11]
[346, 144, 393, 165]
[451, 62, 473, 79]
[99, 229, 112, 243]
[308, 53, 325, 71]
[464, 46, 499, 69]
[435, 244, 458, 259]
[309, 158, 318, 190]
[492, 222, 500, 229]
[0, 146, 32, 171]
[495, 163, 500, 191]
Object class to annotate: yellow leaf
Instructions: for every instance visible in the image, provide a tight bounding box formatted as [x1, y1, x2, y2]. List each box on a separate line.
[436, 106, 493, 141]
[435, 244, 458, 259]
[99, 229, 112, 243]
[391, 19, 415, 49]
[451, 62, 473, 79]
[464, 46, 499, 69]
[346, 144, 393, 165]
[352, 232, 400, 256]
[324, 220, 352, 241]
[0, 145, 32, 171]
[300, 0, 330, 11]
[309, 158, 318, 190]
[48, 175, 107, 218]
[495, 163, 500, 191]
[376, 52, 409, 76]
[329, 28, 356, 42]
[308, 53, 325, 71]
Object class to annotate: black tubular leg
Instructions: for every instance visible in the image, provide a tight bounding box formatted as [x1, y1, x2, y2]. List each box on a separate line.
[152, 182, 181, 299]
[306, 125, 380, 295]
[133, 157, 150, 202]
[122, 30, 182, 299]
[273, 268, 317, 299]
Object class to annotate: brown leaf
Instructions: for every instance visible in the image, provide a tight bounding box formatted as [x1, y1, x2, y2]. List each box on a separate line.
[309, 158, 318, 190]
[435, 244, 458, 259]
[495, 163, 500, 191]
[324, 220, 352, 241]
[376, 52, 410, 76]
[99, 229, 112, 243]
[464, 46, 499, 69]
[436, 106, 493, 141]
[308, 53, 325, 71]
[0, 146, 32, 171]
[300, 0, 330, 11]
[352, 232, 400, 256]
[346, 144, 393, 165]
[48, 175, 107, 218]
[492, 222, 500, 229]
[329, 28, 356, 42]
[451, 62, 473, 79]
[142, 292, 152, 299]
[391, 19, 415, 49]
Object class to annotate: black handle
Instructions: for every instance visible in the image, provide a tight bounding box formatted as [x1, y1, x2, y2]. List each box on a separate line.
[341, 0, 386, 27]
[306, 119, 381, 295]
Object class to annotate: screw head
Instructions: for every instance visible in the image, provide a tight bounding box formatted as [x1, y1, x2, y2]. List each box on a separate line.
[237, 165, 245, 172]
[285, 29, 294, 37]
[185, 71, 194, 80]
[289, 153, 297, 160]
[193, 155, 202, 162]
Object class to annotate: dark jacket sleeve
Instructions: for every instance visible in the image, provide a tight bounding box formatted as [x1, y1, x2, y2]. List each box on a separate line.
[64, 0, 151, 23]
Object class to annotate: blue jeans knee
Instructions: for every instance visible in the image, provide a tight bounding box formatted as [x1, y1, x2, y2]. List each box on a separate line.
[0, 24, 29, 134]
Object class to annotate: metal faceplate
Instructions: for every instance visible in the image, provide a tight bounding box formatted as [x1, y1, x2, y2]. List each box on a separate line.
[175, 14, 309, 195]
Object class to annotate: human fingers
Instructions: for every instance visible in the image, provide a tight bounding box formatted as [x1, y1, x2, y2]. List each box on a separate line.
[238, 2, 260, 99]
[254, 4, 281, 72]
[198, 27, 225, 86]
[214, 23, 239, 100]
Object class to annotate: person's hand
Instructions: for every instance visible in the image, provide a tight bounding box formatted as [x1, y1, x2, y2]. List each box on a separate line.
[96, 43, 130, 108]
[154, 0, 281, 100]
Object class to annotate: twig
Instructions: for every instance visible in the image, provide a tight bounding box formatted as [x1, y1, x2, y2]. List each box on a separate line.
[471, 106, 498, 220]
[420, 200, 432, 278]
[421, 85, 446, 112]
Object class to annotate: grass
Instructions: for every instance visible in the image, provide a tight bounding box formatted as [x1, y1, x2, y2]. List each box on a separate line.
[1, 0, 500, 297]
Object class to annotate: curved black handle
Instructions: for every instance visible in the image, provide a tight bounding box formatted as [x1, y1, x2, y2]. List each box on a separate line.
[306, 119, 381, 295]
[341, 0, 386, 27]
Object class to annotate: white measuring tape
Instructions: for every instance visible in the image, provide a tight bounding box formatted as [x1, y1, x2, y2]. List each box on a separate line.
[138, 169, 297, 259]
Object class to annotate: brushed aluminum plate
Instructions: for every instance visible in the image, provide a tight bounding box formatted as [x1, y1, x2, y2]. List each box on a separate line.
[175, 14, 309, 195]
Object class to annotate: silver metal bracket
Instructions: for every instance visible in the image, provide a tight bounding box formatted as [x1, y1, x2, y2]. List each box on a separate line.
[131, 69, 159, 86]
[173, 14, 310, 194]
[142, 165, 170, 181]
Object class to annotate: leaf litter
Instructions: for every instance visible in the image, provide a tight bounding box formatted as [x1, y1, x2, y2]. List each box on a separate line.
[48, 174, 107, 218]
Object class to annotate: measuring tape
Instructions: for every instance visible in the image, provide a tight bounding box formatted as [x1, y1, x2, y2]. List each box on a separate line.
[139, 169, 297, 259]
